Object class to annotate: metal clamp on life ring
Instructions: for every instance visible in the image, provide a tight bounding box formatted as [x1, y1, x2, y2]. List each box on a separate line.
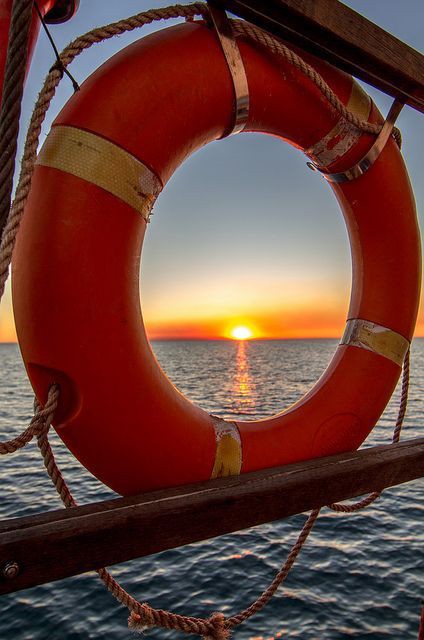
[207, 2, 249, 136]
[307, 99, 404, 182]
[13, 20, 420, 495]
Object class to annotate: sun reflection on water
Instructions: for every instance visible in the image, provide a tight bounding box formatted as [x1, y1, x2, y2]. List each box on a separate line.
[232, 340, 256, 415]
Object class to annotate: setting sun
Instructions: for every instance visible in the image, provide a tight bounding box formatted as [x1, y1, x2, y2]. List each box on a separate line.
[231, 326, 253, 340]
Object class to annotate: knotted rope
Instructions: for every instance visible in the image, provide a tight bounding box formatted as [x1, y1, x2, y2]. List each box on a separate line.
[0, 3, 412, 638]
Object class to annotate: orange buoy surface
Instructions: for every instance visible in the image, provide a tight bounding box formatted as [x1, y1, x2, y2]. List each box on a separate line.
[13, 22, 421, 495]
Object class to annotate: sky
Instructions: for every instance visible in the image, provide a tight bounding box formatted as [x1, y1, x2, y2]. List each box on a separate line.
[0, 0, 423, 341]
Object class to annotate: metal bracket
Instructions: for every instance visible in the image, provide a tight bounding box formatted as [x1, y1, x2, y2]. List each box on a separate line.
[207, 2, 250, 136]
[340, 318, 409, 367]
[307, 99, 404, 183]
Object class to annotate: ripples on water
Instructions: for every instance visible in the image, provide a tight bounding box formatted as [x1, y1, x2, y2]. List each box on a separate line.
[0, 340, 423, 639]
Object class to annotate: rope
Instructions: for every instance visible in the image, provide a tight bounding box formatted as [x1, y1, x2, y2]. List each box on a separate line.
[0, 0, 34, 243]
[225, 508, 319, 629]
[34, 1, 80, 92]
[126, 510, 320, 636]
[35, 394, 77, 509]
[0, 3, 411, 638]
[232, 20, 402, 148]
[328, 349, 410, 512]
[35, 410, 320, 640]
[0, 384, 59, 454]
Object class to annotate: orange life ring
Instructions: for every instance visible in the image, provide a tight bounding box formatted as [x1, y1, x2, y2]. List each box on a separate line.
[13, 22, 421, 495]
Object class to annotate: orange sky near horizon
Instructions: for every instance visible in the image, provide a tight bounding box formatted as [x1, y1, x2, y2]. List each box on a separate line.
[3, 313, 424, 343]
[2, 277, 424, 343]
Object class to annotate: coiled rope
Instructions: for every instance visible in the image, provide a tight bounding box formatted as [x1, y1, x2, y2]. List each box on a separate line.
[0, 3, 410, 637]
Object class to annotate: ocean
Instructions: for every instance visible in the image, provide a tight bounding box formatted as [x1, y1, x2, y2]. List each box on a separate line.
[0, 339, 422, 639]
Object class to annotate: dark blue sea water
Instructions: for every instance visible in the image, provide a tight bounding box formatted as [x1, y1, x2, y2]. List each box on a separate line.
[0, 339, 422, 639]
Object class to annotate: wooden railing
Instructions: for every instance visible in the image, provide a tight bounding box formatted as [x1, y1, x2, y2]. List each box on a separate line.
[214, 0, 424, 113]
[1, 438, 423, 594]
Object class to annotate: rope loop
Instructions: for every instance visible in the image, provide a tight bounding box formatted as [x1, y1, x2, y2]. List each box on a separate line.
[0, 383, 59, 454]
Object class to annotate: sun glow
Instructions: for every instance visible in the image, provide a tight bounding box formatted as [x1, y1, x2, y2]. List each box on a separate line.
[230, 325, 253, 340]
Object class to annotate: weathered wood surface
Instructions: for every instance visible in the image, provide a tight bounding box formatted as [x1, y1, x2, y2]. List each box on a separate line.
[0, 438, 423, 595]
[217, 0, 424, 113]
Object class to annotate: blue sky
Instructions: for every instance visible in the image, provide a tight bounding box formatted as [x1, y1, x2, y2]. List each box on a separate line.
[1, 0, 423, 340]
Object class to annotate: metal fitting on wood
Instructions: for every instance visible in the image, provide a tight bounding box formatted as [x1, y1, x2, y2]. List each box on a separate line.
[2, 561, 20, 580]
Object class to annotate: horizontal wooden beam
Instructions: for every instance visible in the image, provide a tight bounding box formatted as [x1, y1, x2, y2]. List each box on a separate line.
[0, 438, 423, 595]
[215, 0, 424, 113]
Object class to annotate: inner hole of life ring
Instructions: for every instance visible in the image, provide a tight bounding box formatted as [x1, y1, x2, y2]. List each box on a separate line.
[140, 132, 351, 421]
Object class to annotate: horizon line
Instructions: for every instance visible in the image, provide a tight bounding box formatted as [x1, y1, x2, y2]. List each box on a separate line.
[2, 335, 424, 345]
